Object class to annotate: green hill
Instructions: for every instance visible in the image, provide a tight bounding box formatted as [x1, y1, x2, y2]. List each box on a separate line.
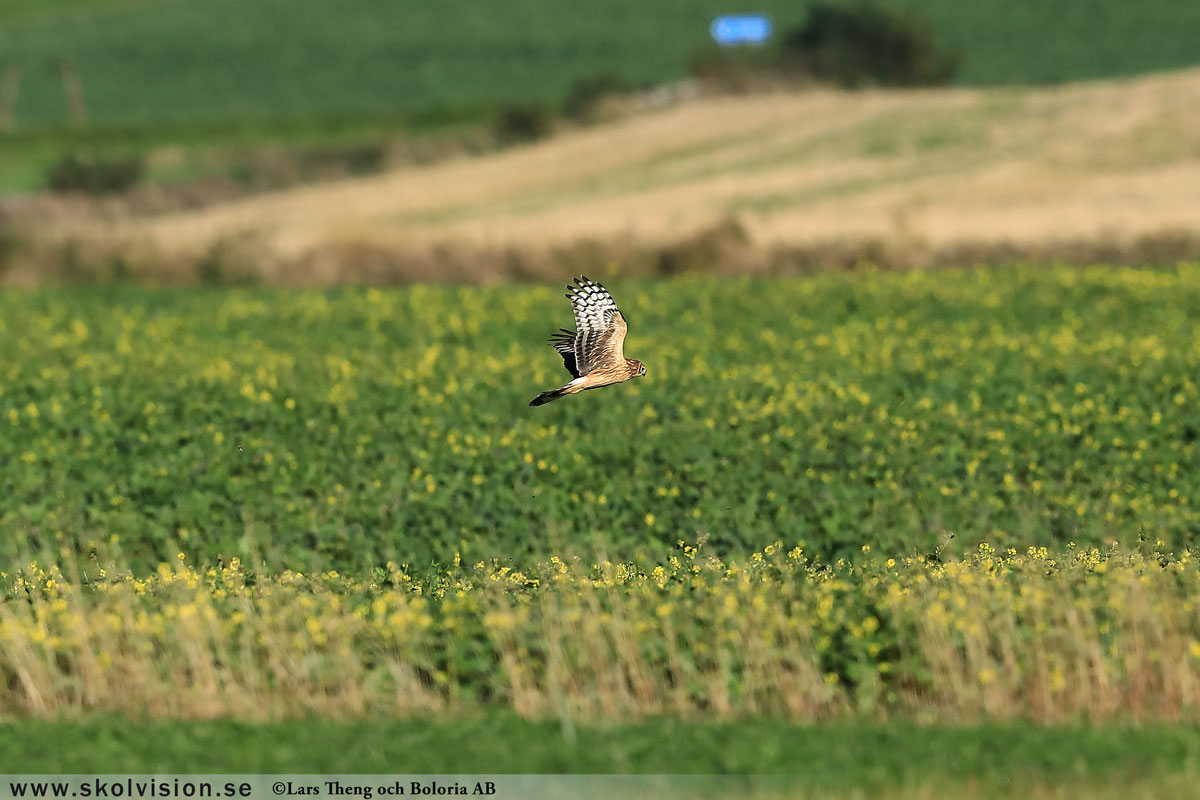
[1, 0, 1199, 130]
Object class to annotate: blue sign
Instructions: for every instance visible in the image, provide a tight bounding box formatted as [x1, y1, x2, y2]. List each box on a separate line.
[710, 14, 772, 46]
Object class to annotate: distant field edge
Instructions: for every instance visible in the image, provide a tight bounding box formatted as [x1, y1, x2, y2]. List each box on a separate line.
[2, 717, 1200, 781]
[9, 218, 1200, 288]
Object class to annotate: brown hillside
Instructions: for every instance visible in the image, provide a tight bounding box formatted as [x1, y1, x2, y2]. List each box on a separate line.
[13, 68, 1200, 283]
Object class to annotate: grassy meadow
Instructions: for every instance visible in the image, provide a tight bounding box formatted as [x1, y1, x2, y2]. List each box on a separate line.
[4, 717, 1200, 785]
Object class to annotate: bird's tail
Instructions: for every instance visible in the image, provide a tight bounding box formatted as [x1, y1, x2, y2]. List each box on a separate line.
[529, 382, 575, 407]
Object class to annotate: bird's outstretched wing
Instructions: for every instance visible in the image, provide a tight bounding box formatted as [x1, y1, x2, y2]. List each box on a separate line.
[565, 276, 627, 375]
[547, 328, 579, 378]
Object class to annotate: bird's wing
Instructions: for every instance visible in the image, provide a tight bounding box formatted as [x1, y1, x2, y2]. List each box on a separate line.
[547, 328, 580, 378]
[588, 310, 627, 371]
[566, 276, 627, 374]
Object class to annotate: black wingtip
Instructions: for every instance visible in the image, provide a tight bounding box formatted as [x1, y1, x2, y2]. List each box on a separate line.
[567, 276, 599, 298]
[529, 391, 556, 407]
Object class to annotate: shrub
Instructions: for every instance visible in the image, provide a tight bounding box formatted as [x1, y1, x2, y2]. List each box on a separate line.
[45, 152, 144, 195]
[688, 46, 776, 92]
[296, 143, 387, 177]
[492, 102, 554, 144]
[562, 73, 628, 122]
[783, 3, 959, 87]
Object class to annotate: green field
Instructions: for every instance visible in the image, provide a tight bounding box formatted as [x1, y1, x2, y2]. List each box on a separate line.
[4, 267, 1200, 781]
[3, 0, 1198, 195]
[2, 718, 1199, 784]
[1, 267, 1197, 573]
[3, 0, 1199, 130]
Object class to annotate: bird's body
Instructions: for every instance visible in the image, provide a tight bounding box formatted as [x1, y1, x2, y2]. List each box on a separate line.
[530, 276, 646, 406]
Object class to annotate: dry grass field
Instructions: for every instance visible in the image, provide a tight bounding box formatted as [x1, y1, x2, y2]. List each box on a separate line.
[8, 68, 1200, 284]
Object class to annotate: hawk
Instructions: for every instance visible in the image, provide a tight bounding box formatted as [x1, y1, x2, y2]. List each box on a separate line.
[529, 276, 646, 407]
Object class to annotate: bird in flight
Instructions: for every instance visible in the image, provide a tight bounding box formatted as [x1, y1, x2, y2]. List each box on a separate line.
[530, 276, 646, 407]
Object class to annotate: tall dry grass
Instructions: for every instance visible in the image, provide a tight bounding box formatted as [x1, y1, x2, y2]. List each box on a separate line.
[2, 543, 1199, 722]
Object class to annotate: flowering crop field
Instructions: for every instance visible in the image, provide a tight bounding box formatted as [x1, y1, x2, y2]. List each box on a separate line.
[1, 267, 1198, 571]
[3, 265, 1200, 733]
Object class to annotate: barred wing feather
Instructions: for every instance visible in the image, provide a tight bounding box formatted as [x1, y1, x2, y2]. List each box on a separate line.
[565, 276, 627, 375]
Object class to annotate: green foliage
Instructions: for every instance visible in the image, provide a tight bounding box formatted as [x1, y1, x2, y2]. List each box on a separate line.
[562, 73, 629, 122]
[783, 4, 959, 87]
[0, 267, 1198, 572]
[688, 46, 779, 91]
[492, 102, 554, 144]
[45, 151, 143, 194]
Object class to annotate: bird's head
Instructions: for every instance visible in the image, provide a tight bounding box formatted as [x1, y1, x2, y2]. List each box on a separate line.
[631, 360, 647, 377]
